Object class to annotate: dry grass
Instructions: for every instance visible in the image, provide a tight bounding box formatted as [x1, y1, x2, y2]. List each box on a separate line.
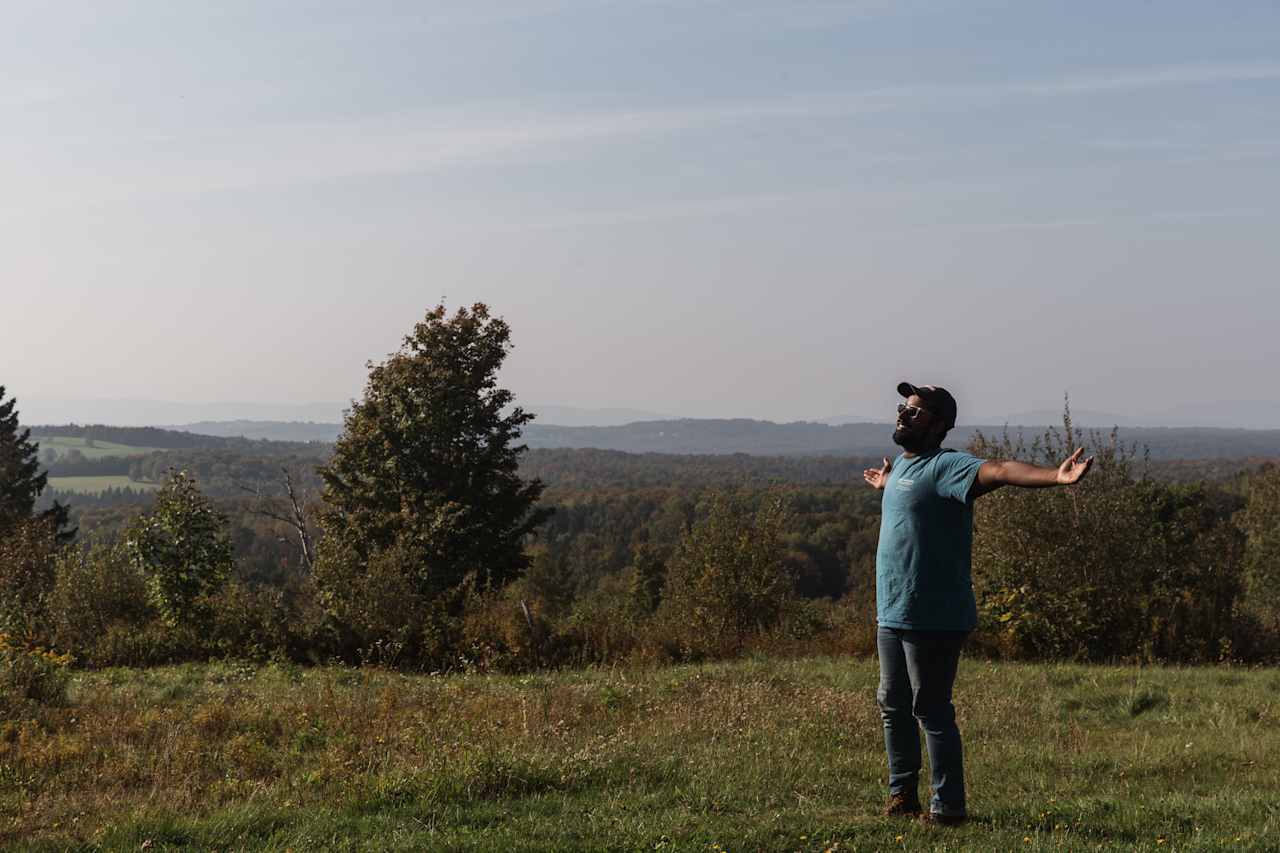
[2, 657, 1277, 850]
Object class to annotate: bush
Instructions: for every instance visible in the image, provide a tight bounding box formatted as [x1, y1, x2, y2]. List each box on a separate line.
[0, 632, 71, 711]
[48, 541, 153, 663]
[0, 516, 59, 644]
[555, 571, 644, 667]
[460, 583, 548, 672]
[1239, 463, 1280, 628]
[125, 470, 233, 629]
[657, 491, 796, 659]
[314, 537, 439, 666]
[970, 411, 1248, 662]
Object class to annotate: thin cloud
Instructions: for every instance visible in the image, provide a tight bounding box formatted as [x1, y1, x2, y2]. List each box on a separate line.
[1004, 61, 1280, 97]
[8, 61, 1279, 209]
[485, 188, 846, 232]
[902, 207, 1266, 235]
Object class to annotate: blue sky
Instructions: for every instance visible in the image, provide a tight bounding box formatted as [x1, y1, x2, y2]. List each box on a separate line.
[5, 1, 1279, 426]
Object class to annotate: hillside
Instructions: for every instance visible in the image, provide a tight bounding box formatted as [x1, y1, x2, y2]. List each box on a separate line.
[523, 419, 1280, 460]
[44, 418, 1280, 461]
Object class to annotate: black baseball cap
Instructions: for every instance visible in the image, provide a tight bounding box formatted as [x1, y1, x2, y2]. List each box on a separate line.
[897, 382, 957, 430]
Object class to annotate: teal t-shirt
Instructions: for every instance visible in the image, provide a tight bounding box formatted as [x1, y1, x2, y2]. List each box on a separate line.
[875, 448, 986, 632]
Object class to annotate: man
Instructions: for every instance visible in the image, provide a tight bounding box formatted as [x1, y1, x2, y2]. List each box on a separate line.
[862, 382, 1093, 825]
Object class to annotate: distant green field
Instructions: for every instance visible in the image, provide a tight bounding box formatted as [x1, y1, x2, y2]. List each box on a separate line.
[46, 475, 158, 495]
[31, 435, 161, 461]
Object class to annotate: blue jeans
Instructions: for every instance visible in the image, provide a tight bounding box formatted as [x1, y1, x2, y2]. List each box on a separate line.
[876, 626, 969, 816]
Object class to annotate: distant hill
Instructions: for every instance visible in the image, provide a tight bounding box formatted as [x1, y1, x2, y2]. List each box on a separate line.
[62, 417, 1280, 461]
[526, 405, 672, 426]
[29, 424, 325, 455]
[816, 414, 888, 426]
[981, 402, 1280, 430]
[169, 407, 671, 440]
[21, 398, 349, 427]
[171, 420, 343, 442]
[522, 419, 1280, 460]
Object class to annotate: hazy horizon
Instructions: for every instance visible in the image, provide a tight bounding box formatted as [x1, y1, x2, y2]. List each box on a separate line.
[5, 2, 1278, 424]
[15, 394, 1280, 431]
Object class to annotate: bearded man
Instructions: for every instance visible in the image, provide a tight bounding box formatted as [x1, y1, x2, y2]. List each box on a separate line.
[863, 382, 1093, 825]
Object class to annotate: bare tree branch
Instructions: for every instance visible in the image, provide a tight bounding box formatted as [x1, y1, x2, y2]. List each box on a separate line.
[233, 467, 315, 572]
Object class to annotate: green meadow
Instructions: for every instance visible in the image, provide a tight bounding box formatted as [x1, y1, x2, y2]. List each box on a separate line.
[44, 476, 157, 495]
[30, 436, 161, 462]
[4, 656, 1276, 851]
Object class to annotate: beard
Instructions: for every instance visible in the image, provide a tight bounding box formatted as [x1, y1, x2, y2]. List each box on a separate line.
[892, 425, 930, 454]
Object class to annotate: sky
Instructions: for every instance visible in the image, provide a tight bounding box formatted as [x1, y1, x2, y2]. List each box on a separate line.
[4, 1, 1280, 427]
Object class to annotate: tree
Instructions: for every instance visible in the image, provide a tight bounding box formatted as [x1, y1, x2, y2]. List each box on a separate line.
[124, 469, 233, 628]
[313, 303, 551, 662]
[0, 386, 71, 539]
[626, 542, 666, 616]
[660, 490, 795, 648]
[235, 465, 317, 572]
[1239, 463, 1280, 627]
[523, 545, 577, 618]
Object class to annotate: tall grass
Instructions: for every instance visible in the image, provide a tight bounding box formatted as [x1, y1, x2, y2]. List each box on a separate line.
[3, 657, 1277, 850]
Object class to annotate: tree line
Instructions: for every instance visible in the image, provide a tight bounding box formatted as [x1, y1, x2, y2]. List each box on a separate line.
[4, 306, 1280, 696]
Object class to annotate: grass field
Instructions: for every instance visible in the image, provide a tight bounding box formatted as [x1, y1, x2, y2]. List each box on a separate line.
[4, 656, 1277, 851]
[45, 475, 158, 495]
[31, 436, 161, 461]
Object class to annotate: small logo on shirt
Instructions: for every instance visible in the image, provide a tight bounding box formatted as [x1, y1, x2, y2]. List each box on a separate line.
[896, 478, 915, 491]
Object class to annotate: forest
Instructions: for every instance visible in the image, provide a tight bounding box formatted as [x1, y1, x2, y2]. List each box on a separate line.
[10, 409, 1280, 680]
[4, 305, 1280, 697]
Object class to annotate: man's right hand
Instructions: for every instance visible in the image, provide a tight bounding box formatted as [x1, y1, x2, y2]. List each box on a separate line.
[863, 457, 891, 490]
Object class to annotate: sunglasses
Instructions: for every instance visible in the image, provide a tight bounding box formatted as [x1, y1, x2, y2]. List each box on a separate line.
[897, 403, 933, 420]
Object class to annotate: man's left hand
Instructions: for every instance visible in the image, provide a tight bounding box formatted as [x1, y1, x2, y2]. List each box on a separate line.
[1056, 448, 1094, 485]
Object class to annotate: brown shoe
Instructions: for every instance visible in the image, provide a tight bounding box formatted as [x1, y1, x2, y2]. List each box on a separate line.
[919, 811, 967, 827]
[884, 792, 922, 816]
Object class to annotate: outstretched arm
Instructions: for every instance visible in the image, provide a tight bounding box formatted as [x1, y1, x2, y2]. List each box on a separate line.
[971, 448, 1094, 498]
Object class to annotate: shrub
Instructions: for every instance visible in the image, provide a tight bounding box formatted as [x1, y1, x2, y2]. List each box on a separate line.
[970, 410, 1248, 662]
[555, 571, 643, 667]
[658, 490, 795, 658]
[314, 537, 434, 666]
[0, 632, 71, 711]
[48, 541, 153, 663]
[0, 516, 59, 644]
[125, 470, 233, 629]
[460, 583, 547, 672]
[1239, 463, 1280, 628]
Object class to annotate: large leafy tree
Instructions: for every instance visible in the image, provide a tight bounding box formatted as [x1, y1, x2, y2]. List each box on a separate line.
[0, 386, 70, 540]
[314, 303, 551, 660]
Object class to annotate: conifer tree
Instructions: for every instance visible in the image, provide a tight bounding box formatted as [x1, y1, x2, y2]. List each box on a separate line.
[0, 386, 70, 539]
